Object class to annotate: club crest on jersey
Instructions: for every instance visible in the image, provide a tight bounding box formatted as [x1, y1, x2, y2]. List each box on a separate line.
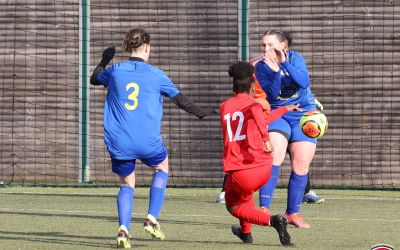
[280, 69, 289, 77]
[277, 85, 298, 100]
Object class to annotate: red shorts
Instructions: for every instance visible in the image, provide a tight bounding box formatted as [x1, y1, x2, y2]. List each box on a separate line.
[225, 164, 271, 207]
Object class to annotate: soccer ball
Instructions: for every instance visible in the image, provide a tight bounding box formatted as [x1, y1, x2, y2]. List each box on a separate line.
[300, 110, 328, 138]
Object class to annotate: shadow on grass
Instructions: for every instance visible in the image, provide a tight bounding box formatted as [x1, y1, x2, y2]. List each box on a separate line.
[0, 210, 231, 227]
[0, 230, 118, 248]
[1, 192, 220, 203]
[0, 230, 277, 249]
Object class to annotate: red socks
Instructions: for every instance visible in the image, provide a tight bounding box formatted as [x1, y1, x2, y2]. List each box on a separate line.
[230, 204, 271, 233]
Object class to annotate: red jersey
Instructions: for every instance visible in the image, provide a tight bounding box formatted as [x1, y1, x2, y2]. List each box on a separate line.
[220, 93, 287, 172]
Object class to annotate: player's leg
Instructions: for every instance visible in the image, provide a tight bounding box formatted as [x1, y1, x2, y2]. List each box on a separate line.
[259, 118, 290, 210]
[230, 197, 254, 244]
[112, 159, 136, 249]
[148, 158, 168, 220]
[304, 173, 311, 194]
[303, 174, 325, 204]
[226, 166, 291, 246]
[141, 148, 169, 240]
[216, 174, 227, 203]
[286, 133, 316, 229]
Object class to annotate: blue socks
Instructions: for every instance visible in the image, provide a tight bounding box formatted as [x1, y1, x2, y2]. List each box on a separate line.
[148, 170, 168, 218]
[259, 165, 280, 208]
[116, 170, 168, 232]
[287, 172, 308, 214]
[259, 165, 308, 214]
[117, 185, 134, 231]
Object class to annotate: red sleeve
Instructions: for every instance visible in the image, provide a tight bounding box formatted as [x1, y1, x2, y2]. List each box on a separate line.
[250, 103, 269, 141]
[265, 106, 288, 125]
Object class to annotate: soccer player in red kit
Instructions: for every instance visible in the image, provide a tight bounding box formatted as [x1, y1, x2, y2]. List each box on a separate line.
[220, 62, 300, 246]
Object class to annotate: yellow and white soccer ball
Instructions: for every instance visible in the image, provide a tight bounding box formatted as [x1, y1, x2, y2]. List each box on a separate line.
[300, 110, 328, 139]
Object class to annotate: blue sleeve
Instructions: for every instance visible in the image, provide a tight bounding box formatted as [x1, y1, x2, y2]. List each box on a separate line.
[255, 61, 282, 103]
[159, 71, 180, 98]
[96, 65, 114, 87]
[281, 53, 310, 88]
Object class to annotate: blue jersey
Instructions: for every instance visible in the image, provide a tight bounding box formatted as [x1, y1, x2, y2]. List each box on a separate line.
[96, 58, 179, 160]
[255, 50, 315, 111]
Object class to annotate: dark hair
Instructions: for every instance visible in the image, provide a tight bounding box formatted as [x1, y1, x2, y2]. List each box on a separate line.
[263, 30, 292, 46]
[281, 31, 292, 47]
[228, 61, 255, 93]
[123, 28, 150, 53]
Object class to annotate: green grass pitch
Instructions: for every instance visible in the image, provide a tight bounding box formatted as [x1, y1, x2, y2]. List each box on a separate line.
[0, 187, 398, 249]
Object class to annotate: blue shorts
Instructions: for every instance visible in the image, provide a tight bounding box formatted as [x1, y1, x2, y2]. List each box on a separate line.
[268, 111, 317, 144]
[111, 147, 168, 177]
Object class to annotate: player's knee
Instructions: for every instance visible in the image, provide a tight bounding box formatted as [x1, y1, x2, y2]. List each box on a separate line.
[227, 205, 239, 216]
[292, 164, 309, 175]
[272, 151, 285, 165]
[155, 157, 169, 173]
[155, 165, 168, 173]
[121, 182, 135, 189]
[120, 173, 136, 188]
[272, 158, 284, 166]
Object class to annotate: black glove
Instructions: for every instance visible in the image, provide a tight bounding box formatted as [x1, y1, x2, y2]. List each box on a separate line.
[99, 46, 116, 68]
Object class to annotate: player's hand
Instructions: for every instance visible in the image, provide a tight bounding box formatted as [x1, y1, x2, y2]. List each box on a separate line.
[100, 46, 116, 67]
[286, 103, 302, 112]
[249, 56, 263, 66]
[314, 97, 324, 111]
[274, 48, 287, 64]
[263, 49, 280, 72]
[264, 140, 274, 153]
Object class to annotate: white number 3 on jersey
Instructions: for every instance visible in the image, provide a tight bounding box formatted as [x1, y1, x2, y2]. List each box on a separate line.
[224, 112, 246, 142]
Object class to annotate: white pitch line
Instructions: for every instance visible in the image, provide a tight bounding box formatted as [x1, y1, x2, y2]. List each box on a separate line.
[318, 196, 400, 201]
[0, 207, 229, 218]
[1, 191, 399, 201]
[0, 207, 111, 215]
[309, 217, 400, 223]
[1, 192, 116, 196]
[1, 207, 400, 223]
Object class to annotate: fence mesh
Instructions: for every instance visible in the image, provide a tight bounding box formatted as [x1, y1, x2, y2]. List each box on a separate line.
[1, 0, 399, 189]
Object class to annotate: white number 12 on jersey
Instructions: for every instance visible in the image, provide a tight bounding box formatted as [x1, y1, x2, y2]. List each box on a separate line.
[224, 112, 246, 142]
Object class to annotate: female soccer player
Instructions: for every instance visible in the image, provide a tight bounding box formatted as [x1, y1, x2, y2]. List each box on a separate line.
[220, 61, 301, 246]
[216, 32, 324, 206]
[255, 30, 318, 228]
[91, 28, 212, 248]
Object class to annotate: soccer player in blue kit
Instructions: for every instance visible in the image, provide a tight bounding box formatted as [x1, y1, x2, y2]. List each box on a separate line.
[255, 30, 318, 229]
[90, 28, 213, 248]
